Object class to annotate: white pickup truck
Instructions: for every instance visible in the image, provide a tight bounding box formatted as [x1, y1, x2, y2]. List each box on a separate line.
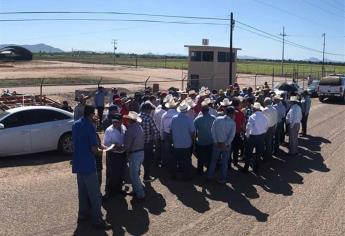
[317, 75, 345, 103]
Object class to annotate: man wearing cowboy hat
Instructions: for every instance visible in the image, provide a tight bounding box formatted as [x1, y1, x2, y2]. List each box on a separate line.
[231, 97, 246, 166]
[242, 102, 268, 174]
[123, 111, 146, 202]
[300, 91, 311, 136]
[262, 97, 278, 162]
[286, 96, 302, 156]
[103, 113, 127, 198]
[94, 86, 108, 125]
[194, 101, 215, 175]
[74, 94, 88, 121]
[207, 106, 236, 184]
[140, 102, 160, 182]
[272, 95, 286, 154]
[160, 97, 178, 167]
[170, 100, 196, 180]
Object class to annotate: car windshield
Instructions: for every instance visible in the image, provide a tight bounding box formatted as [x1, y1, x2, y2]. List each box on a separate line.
[0, 111, 9, 120]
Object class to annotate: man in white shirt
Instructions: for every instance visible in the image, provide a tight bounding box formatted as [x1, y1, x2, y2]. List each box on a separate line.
[286, 96, 302, 156]
[153, 102, 167, 166]
[103, 114, 127, 198]
[262, 97, 278, 162]
[160, 99, 178, 167]
[242, 102, 269, 174]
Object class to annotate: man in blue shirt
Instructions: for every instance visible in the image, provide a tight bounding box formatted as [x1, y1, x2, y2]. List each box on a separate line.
[72, 105, 111, 230]
[207, 106, 236, 184]
[171, 101, 196, 180]
[194, 103, 215, 175]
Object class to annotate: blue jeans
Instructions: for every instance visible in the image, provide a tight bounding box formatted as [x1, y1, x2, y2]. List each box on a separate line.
[76, 172, 102, 224]
[129, 151, 145, 198]
[207, 146, 231, 182]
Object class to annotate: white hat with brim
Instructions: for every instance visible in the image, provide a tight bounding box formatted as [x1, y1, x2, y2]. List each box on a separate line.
[177, 101, 191, 113]
[201, 98, 212, 107]
[289, 96, 299, 102]
[165, 100, 178, 109]
[253, 102, 264, 110]
[273, 95, 283, 101]
[220, 98, 231, 106]
[199, 87, 211, 97]
[188, 90, 197, 95]
[124, 111, 142, 123]
[163, 94, 174, 103]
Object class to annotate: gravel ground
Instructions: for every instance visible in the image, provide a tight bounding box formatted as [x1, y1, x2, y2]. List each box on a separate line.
[0, 98, 344, 236]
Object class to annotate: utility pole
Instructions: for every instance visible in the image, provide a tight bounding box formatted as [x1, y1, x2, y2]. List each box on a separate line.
[112, 39, 117, 65]
[279, 26, 287, 78]
[322, 33, 326, 77]
[229, 12, 235, 85]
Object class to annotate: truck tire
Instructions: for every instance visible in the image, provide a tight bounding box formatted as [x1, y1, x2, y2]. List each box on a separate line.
[319, 96, 325, 103]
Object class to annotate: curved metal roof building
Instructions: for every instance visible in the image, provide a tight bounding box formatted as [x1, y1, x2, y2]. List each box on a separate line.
[0, 45, 33, 61]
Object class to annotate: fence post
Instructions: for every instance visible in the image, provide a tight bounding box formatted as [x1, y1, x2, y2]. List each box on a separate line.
[136, 55, 138, 69]
[40, 78, 45, 105]
[182, 75, 187, 91]
[272, 68, 274, 88]
[144, 76, 151, 90]
[254, 74, 257, 89]
[97, 77, 103, 88]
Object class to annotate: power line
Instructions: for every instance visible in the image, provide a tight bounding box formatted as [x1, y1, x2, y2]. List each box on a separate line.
[0, 11, 230, 21]
[236, 20, 345, 57]
[0, 18, 228, 26]
[303, 0, 344, 18]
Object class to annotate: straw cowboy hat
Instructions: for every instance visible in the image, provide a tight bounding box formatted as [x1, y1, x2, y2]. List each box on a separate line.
[123, 111, 142, 122]
[184, 97, 196, 108]
[201, 98, 213, 107]
[220, 98, 232, 106]
[177, 101, 191, 113]
[165, 99, 178, 109]
[272, 95, 283, 101]
[253, 102, 264, 110]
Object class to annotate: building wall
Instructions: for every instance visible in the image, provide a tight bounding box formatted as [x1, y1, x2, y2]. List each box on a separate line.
[187, 46, 238, 90]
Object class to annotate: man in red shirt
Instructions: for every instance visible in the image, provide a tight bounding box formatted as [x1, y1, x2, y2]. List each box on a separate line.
[231, 97, 245, 166]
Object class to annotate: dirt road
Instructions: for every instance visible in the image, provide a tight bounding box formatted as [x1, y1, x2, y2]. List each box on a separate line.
[1, 99, 343, 236]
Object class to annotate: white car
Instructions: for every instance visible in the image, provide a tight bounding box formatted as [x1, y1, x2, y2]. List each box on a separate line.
[0, 106, 74, 157]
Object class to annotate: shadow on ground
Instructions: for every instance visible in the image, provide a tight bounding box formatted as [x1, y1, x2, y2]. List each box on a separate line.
[0, 151, 71, 168]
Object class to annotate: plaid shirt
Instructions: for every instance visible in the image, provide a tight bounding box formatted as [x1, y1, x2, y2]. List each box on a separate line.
[140, 112, 160, 144]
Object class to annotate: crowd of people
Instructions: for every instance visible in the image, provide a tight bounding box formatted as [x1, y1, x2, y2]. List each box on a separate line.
[71, 83, 312, 230]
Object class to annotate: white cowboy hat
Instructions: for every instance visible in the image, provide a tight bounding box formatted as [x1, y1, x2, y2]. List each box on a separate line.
[177, 101, 191, 113]
[123, 111, 142, 123]
[184, 97, 196, 108]
[253, 102, 263, 110]
[289, 96, 299, 102]
[220, 98, 231, 106]
[188, 89, 197, 95]
[163, 94, 173, 103]
[165, 99, 178, 109]
[201, 98, 212, 107]
[272, 95, 283, 101]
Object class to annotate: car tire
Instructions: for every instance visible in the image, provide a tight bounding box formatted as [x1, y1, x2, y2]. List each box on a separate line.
[58, 132, 73, 155]
[319, 96, 325, 102]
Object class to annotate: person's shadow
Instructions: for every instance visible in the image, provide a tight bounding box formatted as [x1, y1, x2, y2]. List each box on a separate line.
[103, 196, 150, 236]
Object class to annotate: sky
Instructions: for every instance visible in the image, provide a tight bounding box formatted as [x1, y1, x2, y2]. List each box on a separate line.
[0, 0, 344, 61]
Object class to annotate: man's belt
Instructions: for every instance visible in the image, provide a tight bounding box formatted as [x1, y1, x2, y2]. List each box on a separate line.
[129, 149, 144, 154]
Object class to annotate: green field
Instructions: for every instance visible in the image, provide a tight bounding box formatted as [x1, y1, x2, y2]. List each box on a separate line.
[34, 53, 345, 78]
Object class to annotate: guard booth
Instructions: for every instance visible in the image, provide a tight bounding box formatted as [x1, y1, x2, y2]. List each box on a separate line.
[185, 44, 241, 90]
